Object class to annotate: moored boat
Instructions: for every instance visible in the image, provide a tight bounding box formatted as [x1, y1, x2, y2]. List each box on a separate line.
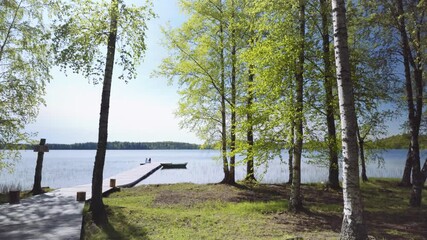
[161, 162, 188, 169]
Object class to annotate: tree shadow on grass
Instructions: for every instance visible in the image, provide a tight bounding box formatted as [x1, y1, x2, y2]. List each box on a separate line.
[365, 208, 427, 239]
[231, 183, 288, 202]
[83, 205, 150, 240]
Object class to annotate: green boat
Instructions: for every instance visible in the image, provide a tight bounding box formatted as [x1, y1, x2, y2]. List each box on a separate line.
[161, 162, 188, 169]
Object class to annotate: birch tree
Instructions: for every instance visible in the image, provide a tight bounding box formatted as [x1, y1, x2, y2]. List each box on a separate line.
[331, 0, 368, 238]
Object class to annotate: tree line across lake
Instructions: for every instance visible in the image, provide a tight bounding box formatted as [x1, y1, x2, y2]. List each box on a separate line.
[20, 134, 424, 150]
[376, 135, 427, 149]
[25, 141, 202, 150]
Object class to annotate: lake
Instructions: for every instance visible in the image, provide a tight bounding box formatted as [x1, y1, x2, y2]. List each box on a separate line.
[0, 149, 425, 191]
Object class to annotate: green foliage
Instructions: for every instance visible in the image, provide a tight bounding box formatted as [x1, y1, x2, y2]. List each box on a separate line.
[158, 0, 306, 171]
[0, 0, 56, 170]
[303, 0, 400, 165]
[52, 0, 155, 84]
[158, 0, 402, 173]
[158, 0, 235, 138]
[239, 0, 302, 160]
[157, 0, 255, 181]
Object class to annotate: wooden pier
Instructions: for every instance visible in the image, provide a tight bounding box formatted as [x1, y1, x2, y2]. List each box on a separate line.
[0, 163, 162, 240]
[59, 163, 162, 199]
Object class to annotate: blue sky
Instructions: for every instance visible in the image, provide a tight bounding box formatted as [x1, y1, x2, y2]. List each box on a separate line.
[26, 0, 201, 144]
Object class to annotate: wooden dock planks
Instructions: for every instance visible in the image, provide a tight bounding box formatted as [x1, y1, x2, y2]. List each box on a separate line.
[0, 163, 162, 240]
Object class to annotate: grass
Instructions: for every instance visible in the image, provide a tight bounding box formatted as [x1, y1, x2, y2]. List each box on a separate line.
[360, 179, 427, 239]
[83, 179, 427, 240]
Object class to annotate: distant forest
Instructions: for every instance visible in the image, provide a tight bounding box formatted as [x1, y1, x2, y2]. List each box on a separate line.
[375, 135, 427, 149]
[19, 135, 425, 150]
[26, 141, 201, 150]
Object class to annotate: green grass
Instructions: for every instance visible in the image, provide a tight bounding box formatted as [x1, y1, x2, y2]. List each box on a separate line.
[83, 180, 427, 240]
[84, 194, 294, 239]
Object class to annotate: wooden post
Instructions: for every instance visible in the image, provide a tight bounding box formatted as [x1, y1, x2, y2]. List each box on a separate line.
[110, 179, 116, 188]
[9, 190, 20, 204]
[32, 138, 49, 195]
[76, 192, 86, 201]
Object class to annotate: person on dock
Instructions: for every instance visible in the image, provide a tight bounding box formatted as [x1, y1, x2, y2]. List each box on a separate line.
[148, 158, 151, 163]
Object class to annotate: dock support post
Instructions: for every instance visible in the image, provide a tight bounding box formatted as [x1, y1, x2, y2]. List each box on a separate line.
[76, 192, 86, 201]
[110, 179, 116, 188]
[9, 190, 20, 204]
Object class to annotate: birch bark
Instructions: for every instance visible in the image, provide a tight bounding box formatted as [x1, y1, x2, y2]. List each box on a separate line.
[331, 0, 368, 238]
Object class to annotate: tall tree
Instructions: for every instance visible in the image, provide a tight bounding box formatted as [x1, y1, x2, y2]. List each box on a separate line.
[0, 0, 53, 168]
[395, 0, 426, 207]
[158, 0, 235, 184]
[240, 7, 257, 183]
[331, 0, 368, 238]
[159, 0, 258, 185]
[242, 0, 305, 187]
[304, 0, 397, 191]
[362, 0, 426, 193]
[219, 10, 231, 183]
[346, 1, 399, 185]
[228, 0, 237, 185]
[52, 0, 153, 223]
[90, 0, 119, 223]
[320, 0, 340, 190]
[289, 0, 305, 212]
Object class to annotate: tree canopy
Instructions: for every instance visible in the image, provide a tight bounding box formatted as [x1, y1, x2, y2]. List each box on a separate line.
[52, 0, 154, 84]
[0, 0, 56, 169]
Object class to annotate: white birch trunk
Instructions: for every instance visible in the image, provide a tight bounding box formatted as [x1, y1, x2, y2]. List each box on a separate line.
[331, 0, 368, 238]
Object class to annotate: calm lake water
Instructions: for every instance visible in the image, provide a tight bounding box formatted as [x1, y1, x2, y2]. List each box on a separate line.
[0, 149, 425, 190]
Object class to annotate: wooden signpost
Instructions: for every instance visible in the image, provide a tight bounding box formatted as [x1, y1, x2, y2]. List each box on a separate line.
[31, 138, 49, 195]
